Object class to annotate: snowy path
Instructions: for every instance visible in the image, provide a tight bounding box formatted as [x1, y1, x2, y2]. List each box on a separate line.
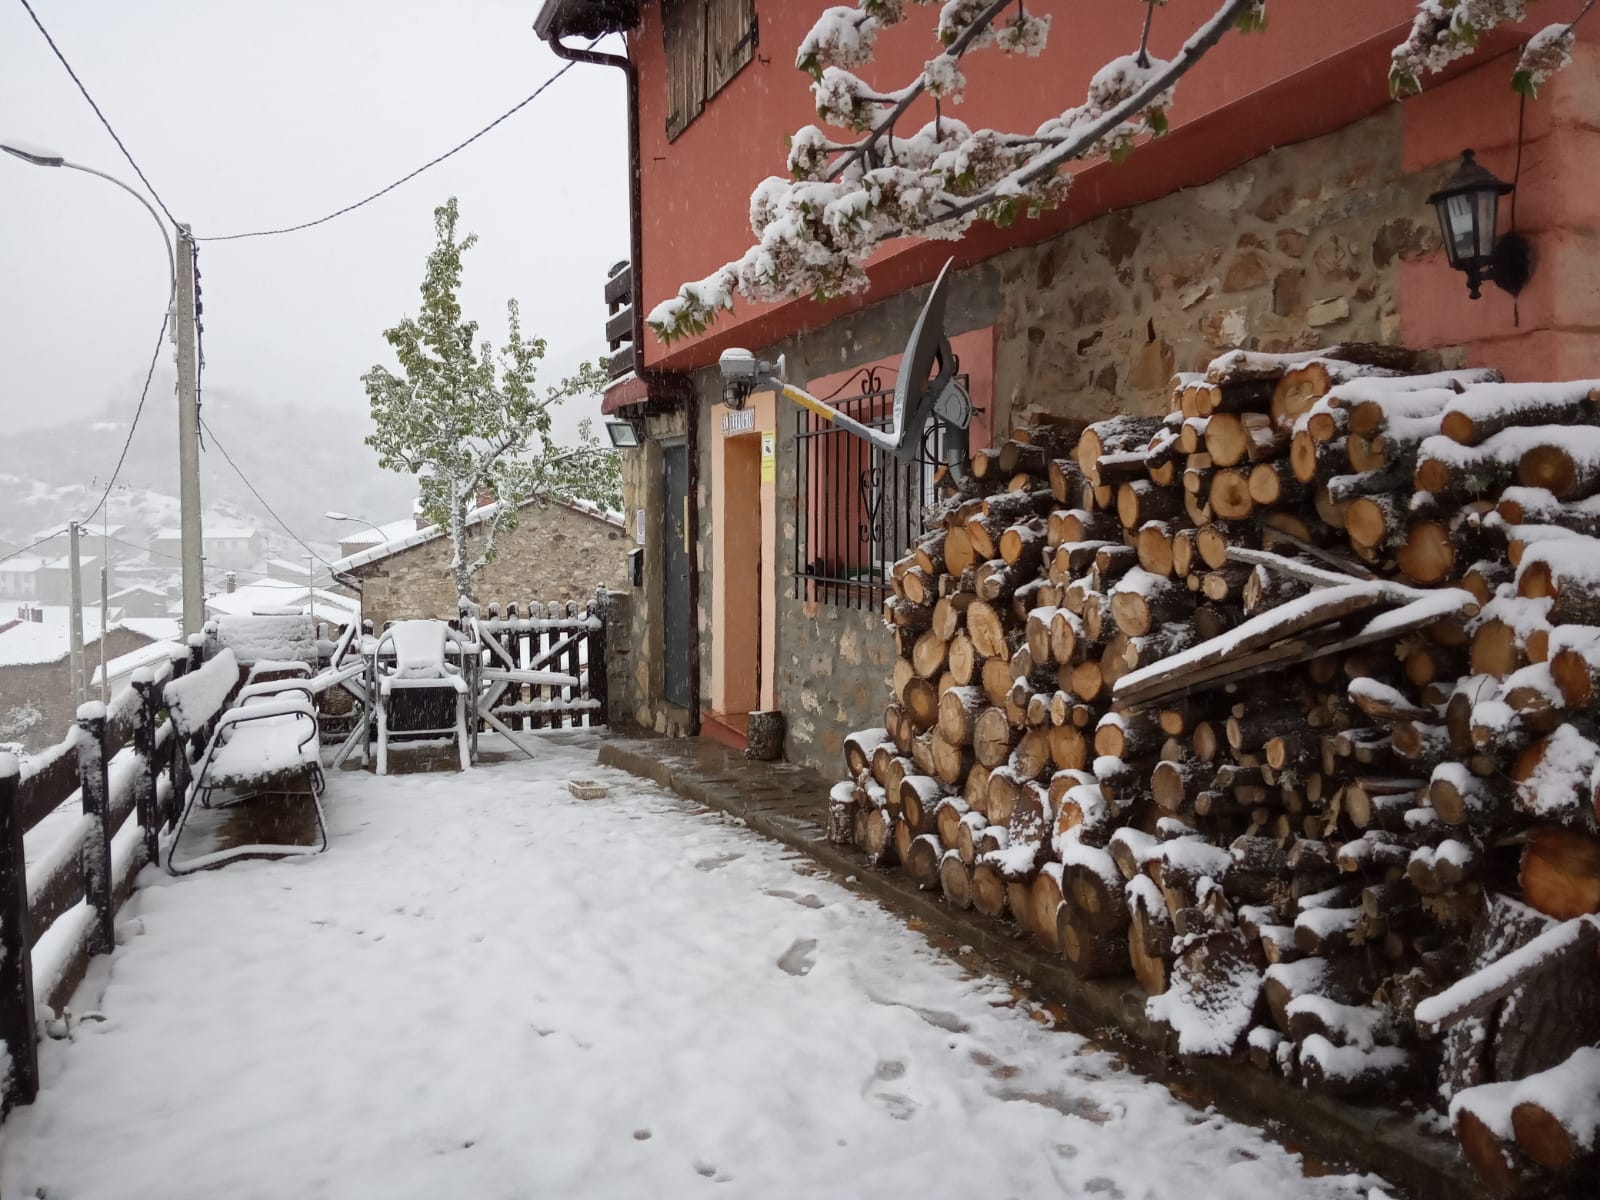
[2, 741, 1389, 1200]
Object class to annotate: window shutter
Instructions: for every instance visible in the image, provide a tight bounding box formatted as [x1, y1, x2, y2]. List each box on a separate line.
[663, 0, 708, 142]
[705, 0, 755, 98]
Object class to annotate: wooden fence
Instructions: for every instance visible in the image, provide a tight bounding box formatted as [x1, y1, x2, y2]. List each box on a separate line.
[471, 594, 610, 732]
[0, 642, 203, 1115]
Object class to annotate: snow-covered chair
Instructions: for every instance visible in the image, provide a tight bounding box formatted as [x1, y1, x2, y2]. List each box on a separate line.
[165, 649, 328, 875]
[372, 620, 473, 775]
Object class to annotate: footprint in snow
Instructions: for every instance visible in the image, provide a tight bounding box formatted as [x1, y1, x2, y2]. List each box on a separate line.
[776, 938, 817, 976]
[695, 852, 743, 871]
[763, 888, 825, 909]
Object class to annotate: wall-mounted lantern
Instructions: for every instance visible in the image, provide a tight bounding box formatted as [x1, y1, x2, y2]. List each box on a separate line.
[1427, 149, 1530, 300]
[605, 419, 641, 448]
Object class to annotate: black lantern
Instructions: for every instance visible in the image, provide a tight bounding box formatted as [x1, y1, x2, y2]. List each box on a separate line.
[1427, 149, 1530, 300]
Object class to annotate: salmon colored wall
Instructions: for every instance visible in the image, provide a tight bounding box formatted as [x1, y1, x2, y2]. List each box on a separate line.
[1398, 38, 1600, 381]
[627, 1, 1470, 372]
[710, 389, 778, 714]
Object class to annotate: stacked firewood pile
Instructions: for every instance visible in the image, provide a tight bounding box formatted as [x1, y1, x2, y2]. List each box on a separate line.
[826, 344, 1600, 1196]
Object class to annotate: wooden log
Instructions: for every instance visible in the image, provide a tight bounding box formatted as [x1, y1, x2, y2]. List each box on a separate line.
[1117, 479, 1183, 530]
[1455, 1101, 1543, 1198]
[1509, 1047, 1600, 1171]
[971, 861, 1010, 918]
[1062, 841, 1130, 934]
[861, 807, 898, 867]
[1520, 827, 1600, 921]
[1058, 906, 1131, 979]
[1271, 359, 1403, 431]
[1030, 864, 1066, 952]
[973, 706, 1016, 769]
[1077, 415, 1163, 480]
[1109, 569, 1187, 637]
[844, 728, 888, 778]
[912, 629, 949, 679]
[905, 832, 944, 890]
[903, 675, 940, 732]
[939, 848, 974, 910]
[966, 600, 1009, 660]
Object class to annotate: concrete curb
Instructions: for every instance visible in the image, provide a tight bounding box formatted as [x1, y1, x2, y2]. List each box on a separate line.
[597, 735, 1480, 1200]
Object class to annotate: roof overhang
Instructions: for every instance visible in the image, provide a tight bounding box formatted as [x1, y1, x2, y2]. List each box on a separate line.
[533, 0, 640, 41]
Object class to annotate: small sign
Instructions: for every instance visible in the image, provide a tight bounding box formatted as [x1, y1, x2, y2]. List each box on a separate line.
[722, 407, 756, 435]
[760, 431, 776, 482]
[634, 508, 646, 545]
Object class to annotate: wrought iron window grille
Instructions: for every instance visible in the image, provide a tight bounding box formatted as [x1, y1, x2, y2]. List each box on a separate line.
[793, 366, 974, 608]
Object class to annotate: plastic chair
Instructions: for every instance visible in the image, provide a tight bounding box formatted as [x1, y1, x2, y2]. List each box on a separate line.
[373, 620, 472, 775]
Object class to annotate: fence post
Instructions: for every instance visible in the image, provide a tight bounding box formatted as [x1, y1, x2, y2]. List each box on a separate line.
[132, 671, 160, 867]
[590, 587, 610, 728]
[166, 651, 191, 832]
[0, 753, 38, 1110]
[76, 706, 116, 957]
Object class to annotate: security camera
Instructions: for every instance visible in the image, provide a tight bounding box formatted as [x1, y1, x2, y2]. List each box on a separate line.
[718, 348, 787, 409]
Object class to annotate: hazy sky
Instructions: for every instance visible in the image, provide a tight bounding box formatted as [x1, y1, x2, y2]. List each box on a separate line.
[0, 0, 629, 451]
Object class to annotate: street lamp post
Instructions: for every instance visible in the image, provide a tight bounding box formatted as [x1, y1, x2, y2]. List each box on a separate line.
[1, 141, 204, 638]
[324, 511, 391, 546]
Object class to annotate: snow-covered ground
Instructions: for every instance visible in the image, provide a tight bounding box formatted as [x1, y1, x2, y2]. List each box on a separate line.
[2, 738, 1393, 1200]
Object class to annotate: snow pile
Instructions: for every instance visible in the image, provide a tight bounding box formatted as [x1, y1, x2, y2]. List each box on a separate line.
[213, 615, 315, 666]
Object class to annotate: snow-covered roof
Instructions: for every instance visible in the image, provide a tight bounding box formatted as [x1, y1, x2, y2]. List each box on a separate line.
[108, 584, 167, 599]
[0, 556, 46, 574]
[120, 617, 183, 641]
[205, 581, 360, 619]
[334, 518, 418, 548]
[332, 495, 624, 574]
[0, 605, 118, 667]
[152, 526, 261, 542]
[91, 638, 185, 687]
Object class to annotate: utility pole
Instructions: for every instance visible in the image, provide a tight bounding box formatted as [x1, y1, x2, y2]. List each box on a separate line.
[67, 521, 85, 709]
[175, 227, 204, 638]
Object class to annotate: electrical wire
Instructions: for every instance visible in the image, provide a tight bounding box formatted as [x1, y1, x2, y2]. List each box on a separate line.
[0, 529, 70, 567]
[15, 0, 180, 227]
[197, 417, 340, 571]
[193, 43, 598, 243]
[80, 309, 170, 527]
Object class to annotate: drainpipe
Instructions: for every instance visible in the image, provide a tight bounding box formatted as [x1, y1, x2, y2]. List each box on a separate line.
[540, 26, 701, 735]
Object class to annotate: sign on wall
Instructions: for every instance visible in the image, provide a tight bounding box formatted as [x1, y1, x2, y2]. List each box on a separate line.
[635, 508, 646, 545]
[760, 431, 776, 482]
[721, 407, 756, 435]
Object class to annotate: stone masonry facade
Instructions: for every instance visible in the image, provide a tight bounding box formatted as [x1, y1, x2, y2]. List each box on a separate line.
[613, 105, 1465, 775]
[0, 627, 156, 752]
[346, 499, 629, 630]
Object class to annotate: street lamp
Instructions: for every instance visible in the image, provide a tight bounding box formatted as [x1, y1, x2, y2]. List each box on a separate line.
[2, 140, 203, 637]
[325, 511, 391, 544]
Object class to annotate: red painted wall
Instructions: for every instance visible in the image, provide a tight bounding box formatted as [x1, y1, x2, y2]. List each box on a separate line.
[627, 1, 1438, 372]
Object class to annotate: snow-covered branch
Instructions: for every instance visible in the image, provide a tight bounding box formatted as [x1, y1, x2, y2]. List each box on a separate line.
[646, 0, 1573, 346]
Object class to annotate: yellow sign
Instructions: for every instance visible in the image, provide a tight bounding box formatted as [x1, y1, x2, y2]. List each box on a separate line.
[760, 431, 776, 482]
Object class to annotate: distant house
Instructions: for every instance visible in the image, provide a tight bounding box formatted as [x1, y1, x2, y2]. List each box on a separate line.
[150, 526, 264, 572]
[333, 495, 628, 628]
[34, 556, 109, 606]
[107, 584, 171, 619]
[0, 607, 169, 752]
[0, 556, 44, 601]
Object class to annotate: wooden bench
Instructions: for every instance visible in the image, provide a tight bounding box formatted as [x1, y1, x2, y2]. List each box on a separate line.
[163, 649, 328, 874]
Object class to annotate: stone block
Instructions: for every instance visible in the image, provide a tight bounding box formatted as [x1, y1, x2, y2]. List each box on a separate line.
[1306, 296, 1351, 327]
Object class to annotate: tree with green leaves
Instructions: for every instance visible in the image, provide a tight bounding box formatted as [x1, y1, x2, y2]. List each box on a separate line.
[363, 198, 620, 604]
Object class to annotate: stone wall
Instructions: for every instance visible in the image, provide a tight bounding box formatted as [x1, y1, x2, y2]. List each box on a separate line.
[991, 104, 1456, 432]
[348, 500, 629, 630]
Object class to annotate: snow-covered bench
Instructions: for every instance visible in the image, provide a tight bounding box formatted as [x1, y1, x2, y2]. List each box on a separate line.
[163, 648, 328, 874]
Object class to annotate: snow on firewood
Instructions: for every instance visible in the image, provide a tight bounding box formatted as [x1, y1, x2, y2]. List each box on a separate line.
[1438, 380, 1600, 443]
[1060, 836, 1121, 891]
[1415, 912, 1600, 1033]
[1298, 1036, 1411, 1085]
[1151, 836, 1231, 880]
[1506, 1046, 1600, 1154]
[1112, 827, 1160, 872]
[1148, 927, 1262, 1056]
[1286, 995, 1396, 1050]
[1421, 423, 1600, 474]
[1203, 348, 1397, 385]
[1295, 906, 1359, 940]
[1514, 724, 1599, 821]
[1450, 1078, 1519, 1140]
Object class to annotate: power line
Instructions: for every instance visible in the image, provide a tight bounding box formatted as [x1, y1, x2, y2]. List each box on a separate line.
[198, 418, 339, 571]
[16, 0, 179, 227]
[0, 529, 69, 567]
[81, 309, 170, 527]
[193, 48, 593, 243]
